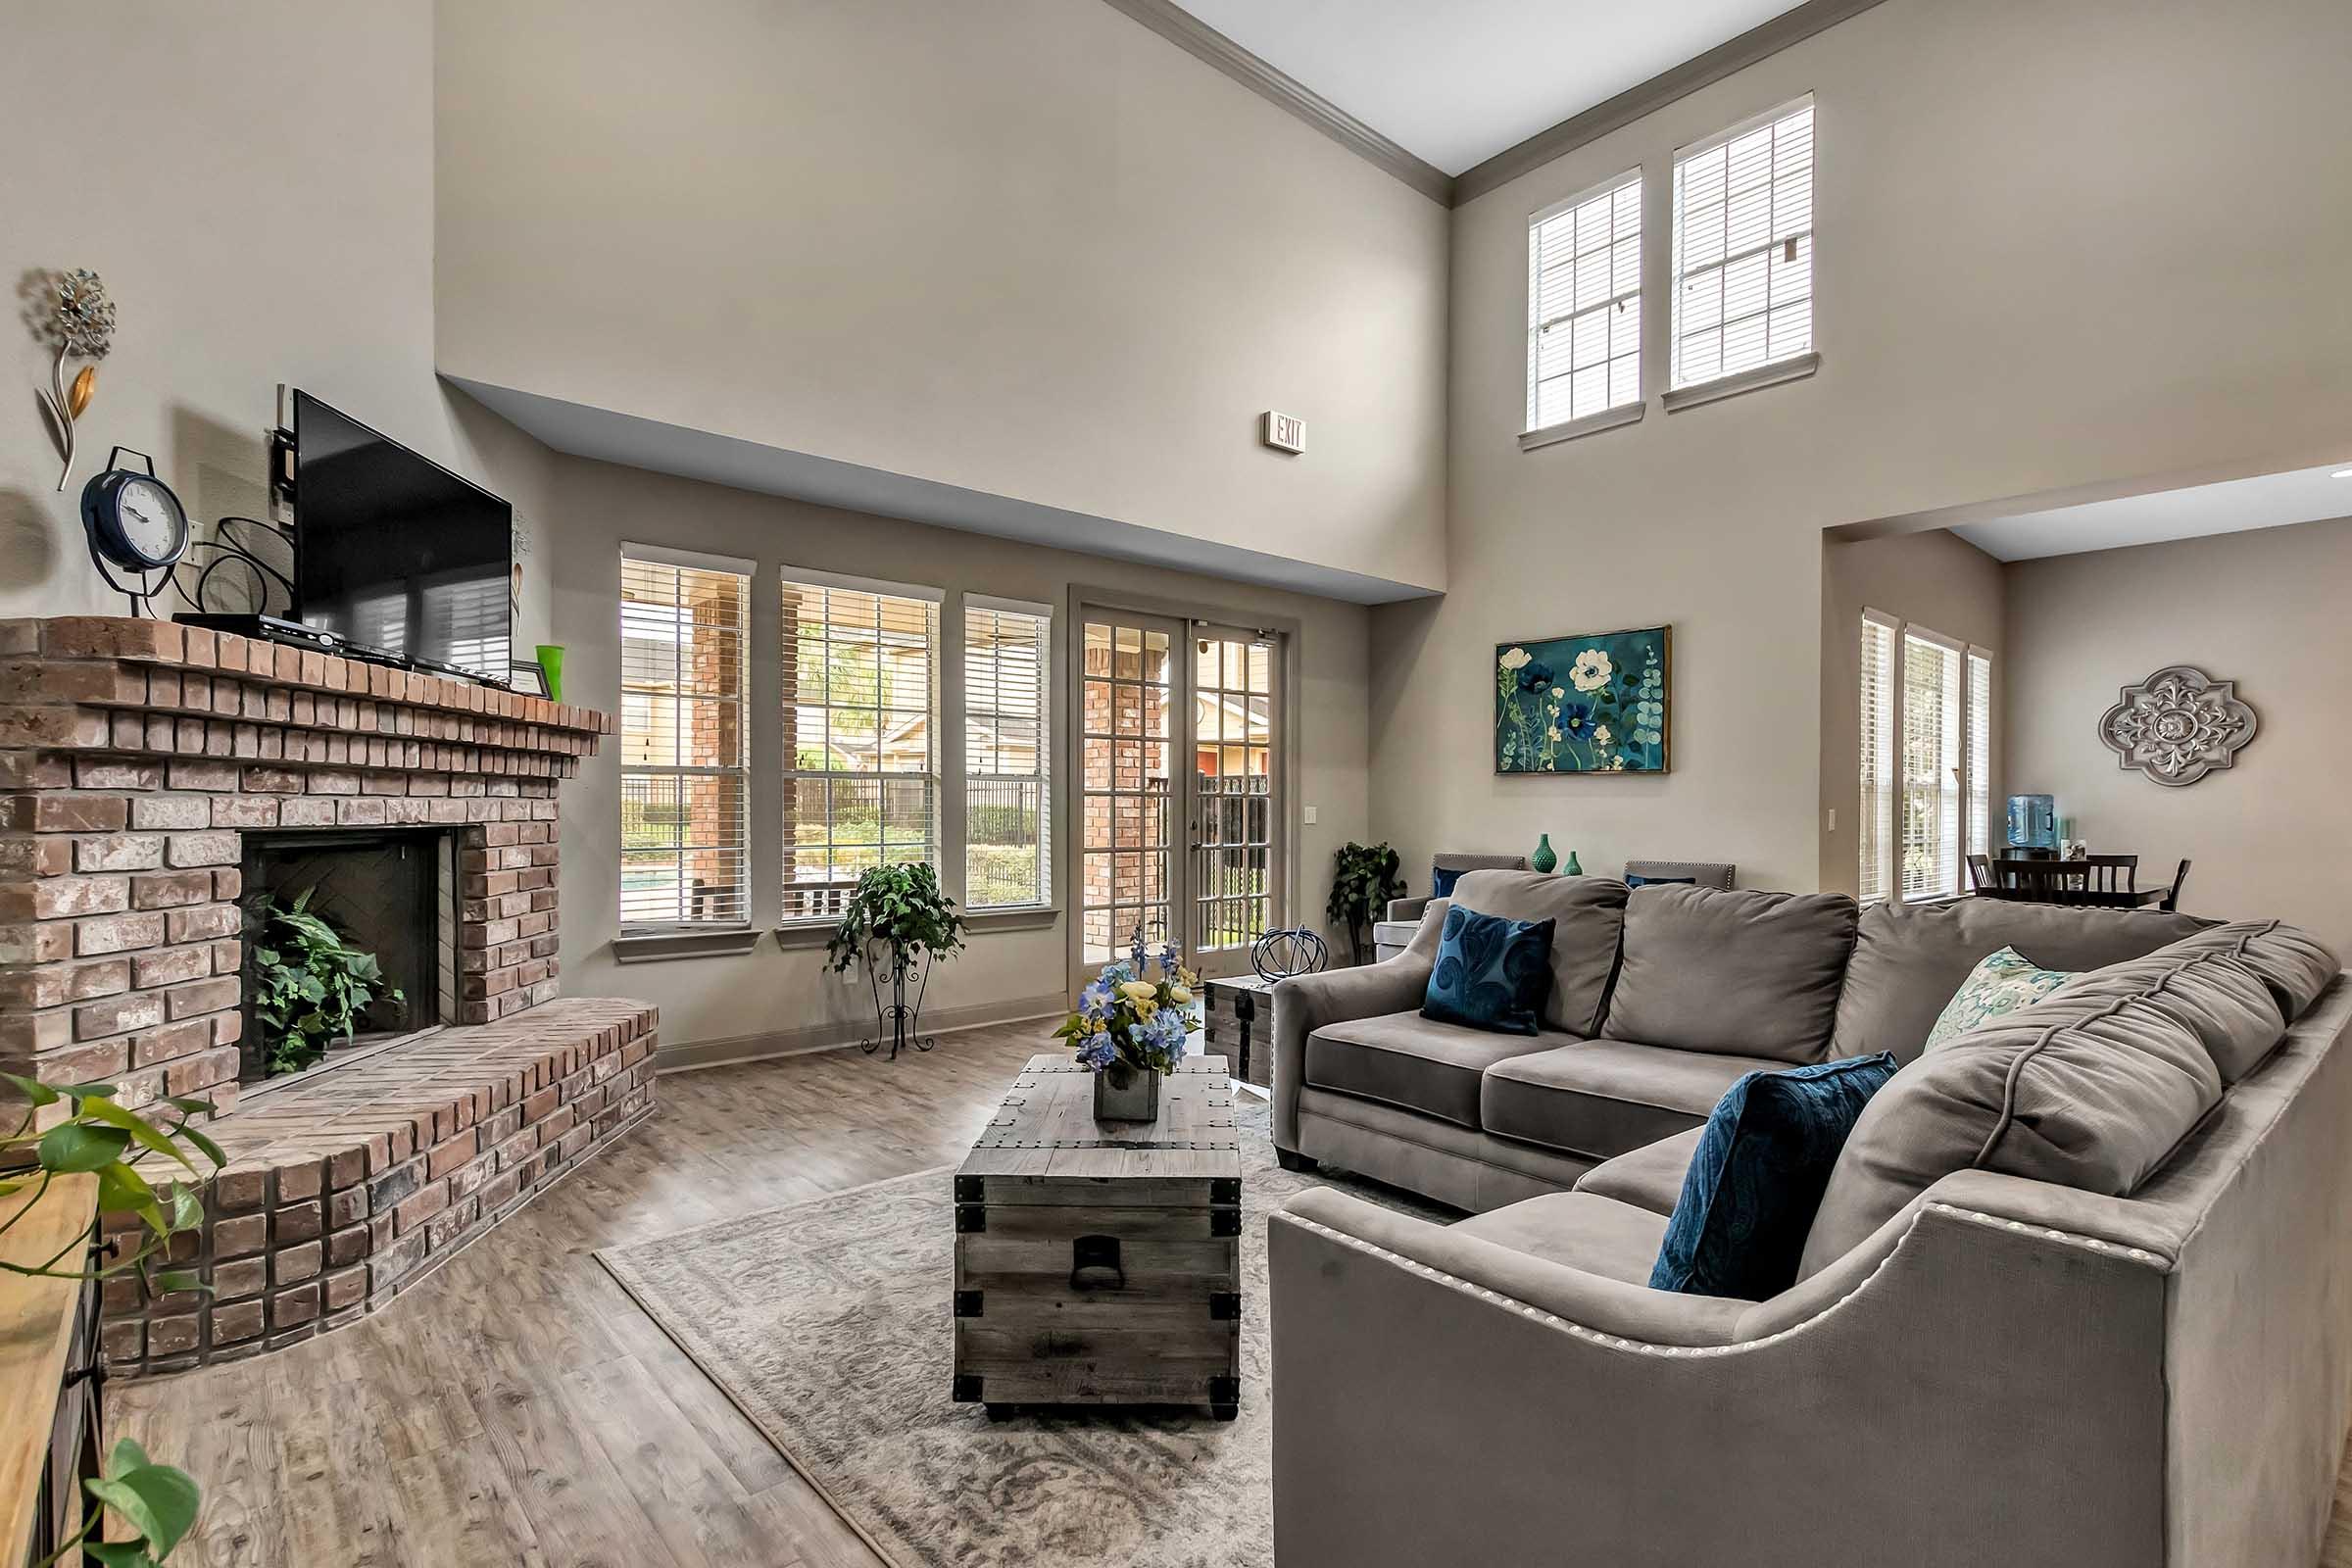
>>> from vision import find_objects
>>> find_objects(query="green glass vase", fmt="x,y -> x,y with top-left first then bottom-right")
1530,834 -> 1557,874
1564,850 -> 1583,876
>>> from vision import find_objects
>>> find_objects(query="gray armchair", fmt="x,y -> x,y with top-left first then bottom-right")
1385,853 -> 1529,924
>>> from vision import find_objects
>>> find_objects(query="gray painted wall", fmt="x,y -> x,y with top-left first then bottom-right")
2004,516 -> 2352,956
432,0 -> 1451,598
1372,0 -> 2352,895
0,0 -> 557,632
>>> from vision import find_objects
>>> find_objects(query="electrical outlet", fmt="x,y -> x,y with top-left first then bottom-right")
1303,805 -> 1318,825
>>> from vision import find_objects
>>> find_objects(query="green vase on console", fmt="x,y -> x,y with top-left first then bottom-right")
1531,834 -> 1557,874
1564,850 -> 1583,876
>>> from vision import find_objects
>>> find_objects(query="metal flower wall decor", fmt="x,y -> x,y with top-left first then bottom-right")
2098,665 -> 2258,787
30,267 -> 117,491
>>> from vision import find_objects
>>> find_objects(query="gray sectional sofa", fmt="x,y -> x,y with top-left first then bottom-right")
1268,870 -> 2352,1568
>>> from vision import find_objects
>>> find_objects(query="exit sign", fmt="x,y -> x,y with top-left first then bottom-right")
1262,411 -> 1306,454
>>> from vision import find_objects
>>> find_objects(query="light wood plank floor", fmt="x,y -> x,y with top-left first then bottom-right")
110,1023 -> 1052,1568
111,1021 -> 2352,1567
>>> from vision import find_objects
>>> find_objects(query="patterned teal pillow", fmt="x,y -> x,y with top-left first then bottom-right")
1923,946 -> 2075,1051
1421,906 -> 1554,1035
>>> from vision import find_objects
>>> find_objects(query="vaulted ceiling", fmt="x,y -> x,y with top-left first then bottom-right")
1169,0 -> 1811,175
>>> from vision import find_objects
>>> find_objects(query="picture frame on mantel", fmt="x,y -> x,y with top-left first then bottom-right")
1494,624 -> 1671,774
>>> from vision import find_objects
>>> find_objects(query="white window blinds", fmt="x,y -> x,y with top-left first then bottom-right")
1527,170 -> 1642,432
780,570 -> 941,922
1673,97 -> 1813,389
1901,631 -> 1965,902
619,545 -> 752,929
1858,612 -> 1897,903
1967,650 -> 1993,867
963,599 -> 1052,910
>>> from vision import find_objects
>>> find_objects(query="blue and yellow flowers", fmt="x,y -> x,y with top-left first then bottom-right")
1055,946 -> 1200,1076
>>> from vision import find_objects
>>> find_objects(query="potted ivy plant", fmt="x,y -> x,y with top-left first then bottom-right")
1326,841 -> 1405,965
824,863 -> 967,1058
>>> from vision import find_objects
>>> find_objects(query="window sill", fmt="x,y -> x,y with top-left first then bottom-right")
772,922 -> 838,952
1662,351 -> 1820,413
963,906 -> 1062,932
1519,401 -> 1643,451
613,927 -> 763,964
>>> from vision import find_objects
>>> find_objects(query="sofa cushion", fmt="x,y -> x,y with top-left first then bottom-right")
1304,1010 -> 1558,1129
1829,898 -> 2209,1064
1448,1192 -> 1671,1288
1480,1039 -> 1780,1161
2016,925 -> 2327,1084
2153,920 -> 2339,1028
1601,885 -> 1858,1063
1445,869 -> 1628,1036
1649,1054 -> 1898,1300
1799,967 -> 2227,1280
1572,1127 -> 1703,1216
1922,945 -> 2075,1051
1420,906 -> 1553,1035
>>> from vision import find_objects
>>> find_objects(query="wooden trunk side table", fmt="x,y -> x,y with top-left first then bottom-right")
1201,975 -> 1280,1090
952,1054 -> 1243,1420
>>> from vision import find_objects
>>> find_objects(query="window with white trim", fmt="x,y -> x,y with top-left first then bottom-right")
1672,97 -> 1814,390
780,570 -> 941,922
963,598 -> 1052,910
1860,610 -> 1994,904
619,545 -> 751,929
1526,169 -> 1642,433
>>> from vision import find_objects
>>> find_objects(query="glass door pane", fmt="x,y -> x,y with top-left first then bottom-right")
1078,614 -> 1178,970
1188,626 -> 1279,977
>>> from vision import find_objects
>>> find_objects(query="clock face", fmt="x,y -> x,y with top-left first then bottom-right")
116,476 -> 186,564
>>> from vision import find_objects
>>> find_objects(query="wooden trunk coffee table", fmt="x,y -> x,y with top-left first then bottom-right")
951,1054 -> 1243,1420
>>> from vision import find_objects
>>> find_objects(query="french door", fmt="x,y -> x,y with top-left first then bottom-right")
1075,612 -> 1283,986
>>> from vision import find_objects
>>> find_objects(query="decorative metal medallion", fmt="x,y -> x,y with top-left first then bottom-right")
2097,665 -> 2257,787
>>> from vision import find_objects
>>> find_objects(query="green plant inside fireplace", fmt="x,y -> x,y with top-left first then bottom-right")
248,889 -> 405,1078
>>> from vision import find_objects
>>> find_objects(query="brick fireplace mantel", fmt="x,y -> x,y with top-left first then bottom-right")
0,616 -> 658,1374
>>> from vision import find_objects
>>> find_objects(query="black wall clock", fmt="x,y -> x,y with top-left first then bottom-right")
79,447 -> 190,614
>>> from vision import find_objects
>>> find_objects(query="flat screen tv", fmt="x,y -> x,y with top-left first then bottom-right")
288,388 -> 513,678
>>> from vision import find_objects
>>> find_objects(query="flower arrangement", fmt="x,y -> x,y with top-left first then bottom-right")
1054,934 -> 1198,1080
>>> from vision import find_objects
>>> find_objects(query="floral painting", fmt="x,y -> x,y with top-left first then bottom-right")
1494,625 -> 1670,774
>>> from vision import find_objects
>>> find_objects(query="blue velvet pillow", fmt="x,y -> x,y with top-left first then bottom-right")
1649,1053 -> 1899,1299
1624,874 -> 1696,889
1420,906 -> 1554,1035
1431,865 -> 1464,899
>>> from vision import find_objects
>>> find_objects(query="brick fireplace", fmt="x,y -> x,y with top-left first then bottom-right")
0,616 -> 659,1374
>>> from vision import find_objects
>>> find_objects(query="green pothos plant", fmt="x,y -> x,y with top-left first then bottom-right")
4,1073 -> 220,1564
249,889 -> 403,1077
823,862 -> 967,980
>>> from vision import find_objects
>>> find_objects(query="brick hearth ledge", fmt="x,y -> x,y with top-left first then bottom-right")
0,616 -> 659,1375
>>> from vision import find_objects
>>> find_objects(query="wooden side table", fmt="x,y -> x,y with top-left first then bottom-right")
1201,975 -> 1280,1091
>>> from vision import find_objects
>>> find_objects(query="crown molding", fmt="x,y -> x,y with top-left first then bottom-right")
1101,0 -> 1890,211
1098,0 -> 1456,206
1451,0 -> 1892,205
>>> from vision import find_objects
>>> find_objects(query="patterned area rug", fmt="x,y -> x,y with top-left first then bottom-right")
597,1102 -> 1445,1568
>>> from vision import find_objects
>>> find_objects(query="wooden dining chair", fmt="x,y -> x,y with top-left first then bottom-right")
1990,855 -> 2138,906
2157,858 -> 2192,912
1965,853 -> 1993,894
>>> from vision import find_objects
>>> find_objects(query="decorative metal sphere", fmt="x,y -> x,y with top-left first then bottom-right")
1250,927 -> 1328,982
